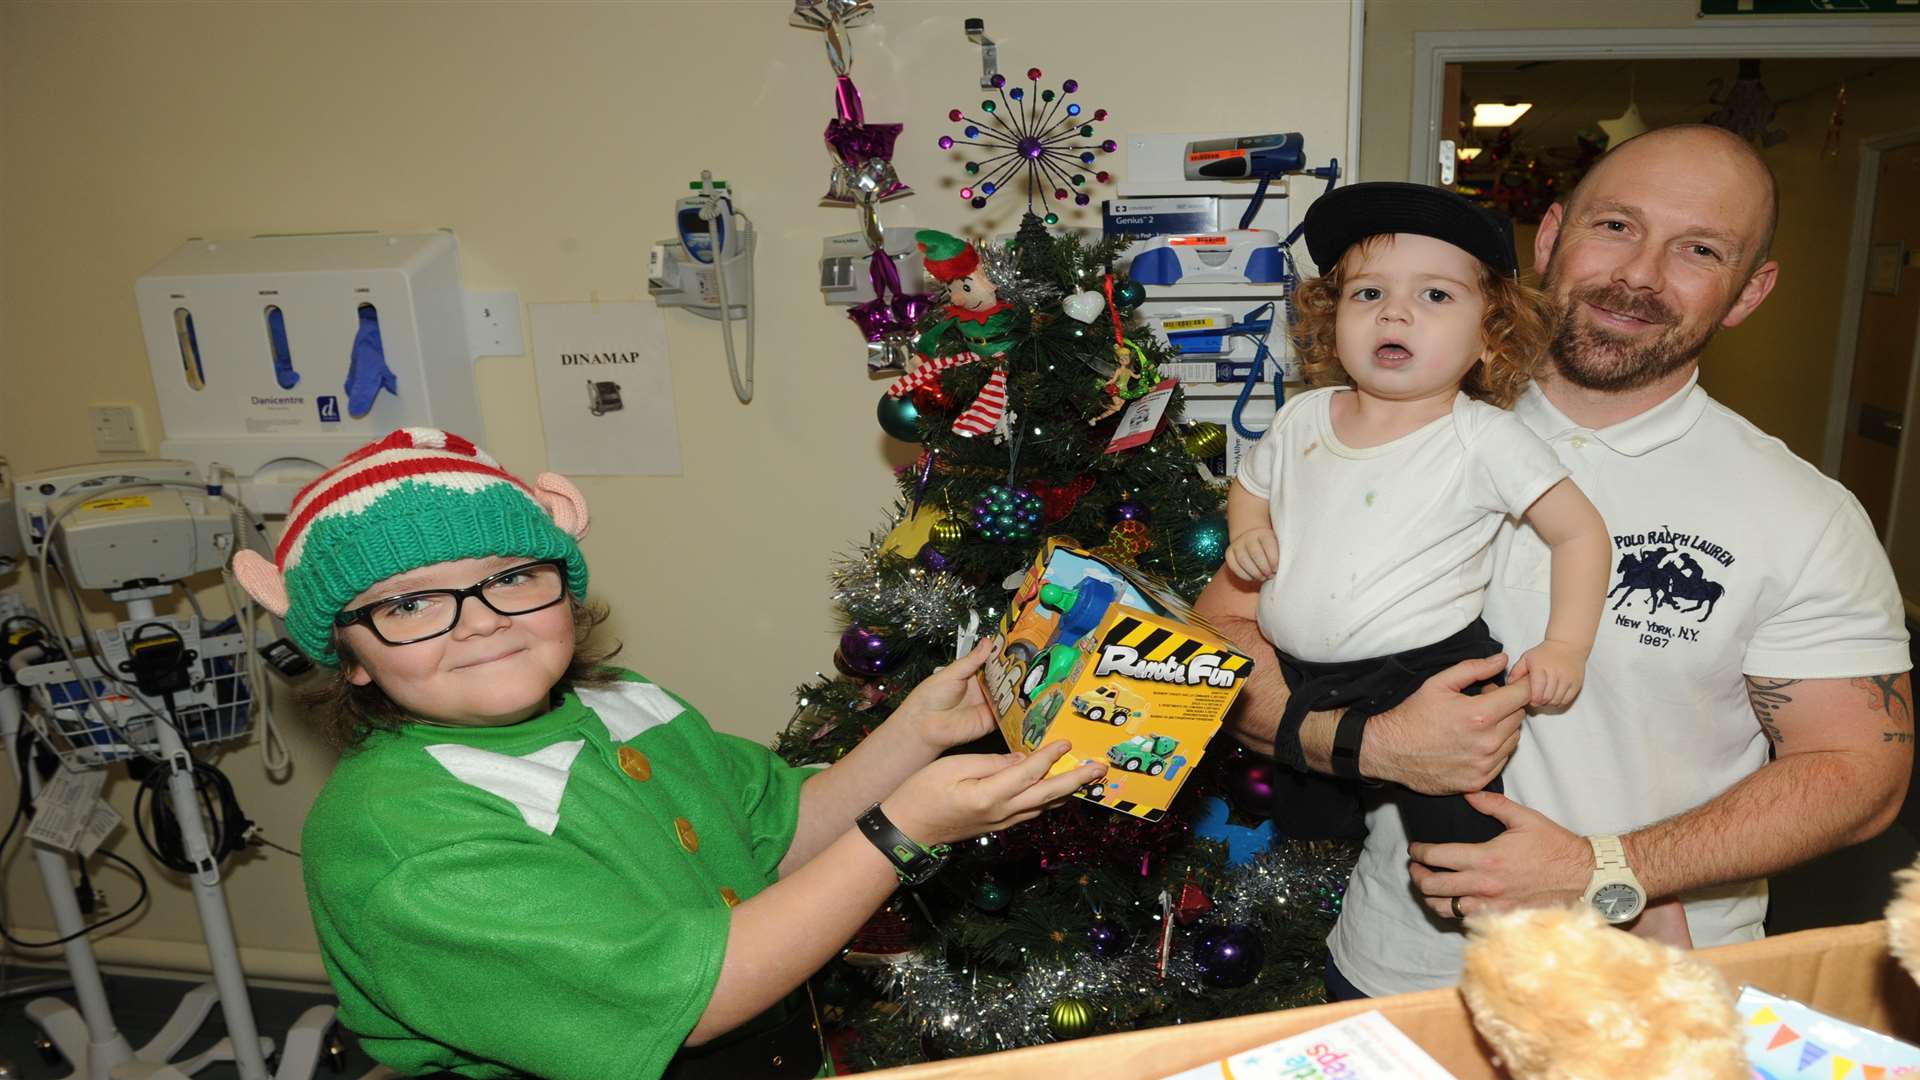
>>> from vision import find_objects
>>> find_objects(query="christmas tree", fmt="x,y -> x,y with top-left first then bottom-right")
776,224 -> 1356,1069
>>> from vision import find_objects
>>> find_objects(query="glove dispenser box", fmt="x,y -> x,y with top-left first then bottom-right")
135,232 -> 486,513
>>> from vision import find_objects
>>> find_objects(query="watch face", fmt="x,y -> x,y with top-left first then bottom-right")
1592,882 -> 1644,922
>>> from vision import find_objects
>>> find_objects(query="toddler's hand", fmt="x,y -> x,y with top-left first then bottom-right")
1225,527 -> 1279,582
1513,641 -> 1587,707
894,639 -> 997,752
1626,898 -> 1693,950
882,741 -> 1105,847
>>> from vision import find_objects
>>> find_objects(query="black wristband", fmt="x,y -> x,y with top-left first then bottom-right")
1330,708 -> 1368,780
856,804 -> 950,886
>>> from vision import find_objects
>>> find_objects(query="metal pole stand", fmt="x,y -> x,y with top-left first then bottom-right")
4,600 -> 343,1079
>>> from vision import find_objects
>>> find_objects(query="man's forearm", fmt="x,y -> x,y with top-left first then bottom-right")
1624,747 -> 1905,900
1193,573 -> 1291,756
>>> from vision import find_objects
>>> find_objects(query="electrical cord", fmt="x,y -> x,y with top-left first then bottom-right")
216,465 -> 293,776
0,721 -> 152,949
701,171 -> 756,404
129,696 -> 253,875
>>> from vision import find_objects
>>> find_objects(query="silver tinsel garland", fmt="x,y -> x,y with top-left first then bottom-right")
830,531 -> 997,640
978,241 -> 1061,314
868,845 -> 1355,1053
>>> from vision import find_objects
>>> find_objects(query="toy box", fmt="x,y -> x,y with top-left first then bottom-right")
860,921 -> 1920,1080
978,539 -> 1254,822
1737,985 -> 1920,1078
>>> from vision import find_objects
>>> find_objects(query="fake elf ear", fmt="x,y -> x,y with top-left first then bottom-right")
230,550 -> 290,617
532,472 -> 590,539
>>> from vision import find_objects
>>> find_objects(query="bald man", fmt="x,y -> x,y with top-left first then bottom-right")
1197,125 -> 1912,998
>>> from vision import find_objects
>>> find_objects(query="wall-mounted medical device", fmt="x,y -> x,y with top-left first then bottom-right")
13,460 -> 233,593
135,231 -> 511,513
819,226 -> 926,306
648,172 -> 756,403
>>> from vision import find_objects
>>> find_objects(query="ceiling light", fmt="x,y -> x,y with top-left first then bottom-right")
1472,102 -> 1533,128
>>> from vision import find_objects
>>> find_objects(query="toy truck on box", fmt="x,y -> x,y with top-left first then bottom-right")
1109,733 -> 1178,775
979,538 -> 1254,822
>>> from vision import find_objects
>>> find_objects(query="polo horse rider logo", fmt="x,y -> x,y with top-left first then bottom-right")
1608,546 -> 1725,622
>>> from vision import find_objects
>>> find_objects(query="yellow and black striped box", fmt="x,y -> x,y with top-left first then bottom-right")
979,538 -> 1254,821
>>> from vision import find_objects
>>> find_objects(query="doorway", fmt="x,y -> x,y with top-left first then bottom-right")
1853,136 -> 1920,615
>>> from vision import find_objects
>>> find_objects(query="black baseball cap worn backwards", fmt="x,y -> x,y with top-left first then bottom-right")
1302,181 -> 1520,279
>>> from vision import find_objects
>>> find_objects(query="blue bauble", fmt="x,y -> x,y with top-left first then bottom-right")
877,393 -> 923,442
1192,923 -> 1264,988
916,543 -> 953,573
1085,918 -> 1127,958
1179,513 -> 1230,570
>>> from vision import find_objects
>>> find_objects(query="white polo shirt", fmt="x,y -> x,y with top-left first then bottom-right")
1328,373 -> 1910,997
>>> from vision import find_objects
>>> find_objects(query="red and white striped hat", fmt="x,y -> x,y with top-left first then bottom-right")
238,428 -> 588,666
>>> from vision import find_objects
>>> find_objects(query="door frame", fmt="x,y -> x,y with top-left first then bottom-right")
1410,25 -> 1920,191
1829,126 -> 1920,513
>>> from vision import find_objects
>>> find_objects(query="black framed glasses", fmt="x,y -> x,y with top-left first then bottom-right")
333,559 -> 570,646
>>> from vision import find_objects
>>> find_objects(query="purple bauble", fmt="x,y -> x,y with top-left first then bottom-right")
1085,919 -> 1127,958
1192,923 -> 1265,988
1106,501 -> 1152,527
838,626 -> 901,676
1225,759 -> 1277,818
916,543 -> 953,573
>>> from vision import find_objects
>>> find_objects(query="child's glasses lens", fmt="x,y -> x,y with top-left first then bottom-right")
367,563 -> 567,645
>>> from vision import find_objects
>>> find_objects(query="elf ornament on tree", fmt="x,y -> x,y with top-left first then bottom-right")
886,229 -> 1017,438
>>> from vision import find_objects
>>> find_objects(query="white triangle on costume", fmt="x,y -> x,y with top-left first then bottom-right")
579,682 -> 685,743
425,739 -> 585,836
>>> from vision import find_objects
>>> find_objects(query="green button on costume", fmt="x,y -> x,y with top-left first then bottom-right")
302,672 -> 815,1079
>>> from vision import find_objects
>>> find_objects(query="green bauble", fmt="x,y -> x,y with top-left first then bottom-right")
1185,422 -> 1227,460
971,878 -> 1010,912
929,518 -> 967,546
1111,278 -> 1147,312
877,393 -> 922,443
1179,512 -> 1230,570
1049,996 -> 1094,1040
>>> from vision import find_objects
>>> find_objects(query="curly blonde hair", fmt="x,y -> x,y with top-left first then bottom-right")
1290,234 -> 1552,408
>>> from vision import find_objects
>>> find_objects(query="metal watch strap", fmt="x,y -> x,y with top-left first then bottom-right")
1329,708 -> 1368,780
857,804 -> 949,886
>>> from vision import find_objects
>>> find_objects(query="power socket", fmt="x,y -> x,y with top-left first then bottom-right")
89,403 -> 144,453
464,289 -> 524,358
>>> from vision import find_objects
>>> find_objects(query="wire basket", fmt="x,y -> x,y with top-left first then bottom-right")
16,618 -> 254,769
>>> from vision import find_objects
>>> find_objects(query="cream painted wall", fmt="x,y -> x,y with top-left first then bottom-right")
0,1 -> 1353,978
1713,67 -> 1920,464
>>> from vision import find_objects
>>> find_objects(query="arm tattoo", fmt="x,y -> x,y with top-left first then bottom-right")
1744,677 -> 1800,745
1853,674 -> 1915,745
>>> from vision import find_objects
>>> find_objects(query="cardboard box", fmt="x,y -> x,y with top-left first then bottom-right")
978,539 -> 1254,822
858,921 -> 1920,1079
1160,1010 -> 1458,1079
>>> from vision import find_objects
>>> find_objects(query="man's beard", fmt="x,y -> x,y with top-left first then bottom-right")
1544,279 -> 1718,393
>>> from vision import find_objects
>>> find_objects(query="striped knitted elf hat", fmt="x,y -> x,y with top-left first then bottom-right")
230,428 -> 590,667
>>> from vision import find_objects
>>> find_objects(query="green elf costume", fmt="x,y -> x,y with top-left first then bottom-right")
230,428 -> 825,1080
889,229 -> 1017,437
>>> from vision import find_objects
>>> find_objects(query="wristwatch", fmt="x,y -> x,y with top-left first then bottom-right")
1581,834 -> 1647,924
857,804 -> 951,886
